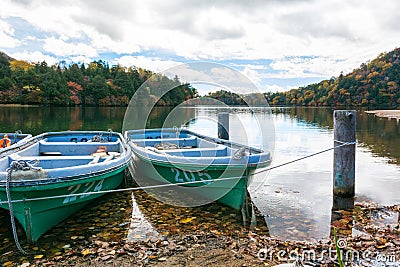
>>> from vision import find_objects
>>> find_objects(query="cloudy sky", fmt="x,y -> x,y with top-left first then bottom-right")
1,0 -> 399,94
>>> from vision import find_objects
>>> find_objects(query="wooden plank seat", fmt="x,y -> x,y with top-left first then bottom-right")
38,141 -> 120,156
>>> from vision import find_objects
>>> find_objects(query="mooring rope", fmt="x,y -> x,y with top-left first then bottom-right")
5,160 -> 41,255
252,140 -> 357,175
0,141 -> 356,206
13,130 -> 22,145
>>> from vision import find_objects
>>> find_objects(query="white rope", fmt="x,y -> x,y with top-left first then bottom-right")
252,140 -> 357,175
0,141 -> 357,205
5,160 -> 41,255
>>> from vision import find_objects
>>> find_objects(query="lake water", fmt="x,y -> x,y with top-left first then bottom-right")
0,105 -> 399,242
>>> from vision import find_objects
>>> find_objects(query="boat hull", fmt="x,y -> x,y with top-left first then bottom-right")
0,167 -> 126,242
130,151 -> 254,210
0,131 -> 131,242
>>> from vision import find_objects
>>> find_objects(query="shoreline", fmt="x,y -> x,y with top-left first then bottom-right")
365,110 -> 400,119
1,191 -> 399,266
0,104 -> 39,107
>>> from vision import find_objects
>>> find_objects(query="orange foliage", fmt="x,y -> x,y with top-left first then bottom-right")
9,60 -> 33,71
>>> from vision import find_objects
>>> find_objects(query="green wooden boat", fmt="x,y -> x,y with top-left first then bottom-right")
124,128 -> 271,210
0,131 -> 131,242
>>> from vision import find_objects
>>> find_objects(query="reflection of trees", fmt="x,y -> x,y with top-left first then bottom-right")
1,106 -> 398,164
272,107 -> 334,128
0,106 -> 127,135
357,113 -> 400,164
147,107 -> 196,128
0,106 -> 71,135
273,107 -> 400,164
69,107 -> 83,130
80,107 -> 127,131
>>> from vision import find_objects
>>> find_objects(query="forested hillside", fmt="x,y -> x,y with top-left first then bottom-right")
0,54 -> 197,106
2,47 -> 399,107
265,48 -> 400,107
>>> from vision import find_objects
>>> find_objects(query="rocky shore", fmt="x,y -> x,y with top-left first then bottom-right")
1,190 -> 399,267
365,110 -> 400,119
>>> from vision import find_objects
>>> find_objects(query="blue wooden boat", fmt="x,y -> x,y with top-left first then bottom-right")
0,132 -> 32,151
124,128 -> 271,210
0,131 -> 131,242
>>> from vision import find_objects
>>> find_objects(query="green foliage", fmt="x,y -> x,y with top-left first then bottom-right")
0,54 -> 196,106
207,90 -> 245,105
333,228 -> 345,267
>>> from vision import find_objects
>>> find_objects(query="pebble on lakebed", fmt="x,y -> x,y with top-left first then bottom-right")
0,189 -> 399,266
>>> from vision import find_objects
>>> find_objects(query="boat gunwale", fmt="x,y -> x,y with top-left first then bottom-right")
126,128 -> 265,154
124,128 -> 271,169
0,161 -> 129,189
131,147 -> 270,170
0,130 -> 132,188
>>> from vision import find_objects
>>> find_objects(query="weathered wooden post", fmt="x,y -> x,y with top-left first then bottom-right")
332,110 -> 356,210
218,113 -> 229,140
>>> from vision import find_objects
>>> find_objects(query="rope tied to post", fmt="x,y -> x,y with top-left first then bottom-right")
0,140 -> 360,208
13,130 -> 23,145
334,140 -> 357,145
6,160 -> 42,255
0,139 -> 359,255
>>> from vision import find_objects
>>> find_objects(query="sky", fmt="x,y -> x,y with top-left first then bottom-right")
1,0 -> 399,95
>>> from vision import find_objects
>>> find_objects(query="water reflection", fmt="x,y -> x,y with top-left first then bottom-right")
271,107 -> 400,164
0,106 -> 127,135
127,193 -> 161,242
0,106 -> 398,242
185,107 -> 399,241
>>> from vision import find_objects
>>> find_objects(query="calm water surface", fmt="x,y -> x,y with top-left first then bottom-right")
0,105 -> 399,242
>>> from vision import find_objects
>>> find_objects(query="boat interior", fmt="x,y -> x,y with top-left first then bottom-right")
0,133 -> 126,174
126,129 -> 266,160
128,130 -> 236,157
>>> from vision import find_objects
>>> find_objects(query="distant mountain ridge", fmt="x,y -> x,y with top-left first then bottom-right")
265,47 -> 400,108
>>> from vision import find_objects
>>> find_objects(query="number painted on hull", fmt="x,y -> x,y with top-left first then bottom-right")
63,184 -> 81,204
170,168 -> 212,185
171,168 -> 183,183
63,179 -> 104,204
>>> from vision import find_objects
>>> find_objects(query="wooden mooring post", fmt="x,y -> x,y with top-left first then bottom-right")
332,110 -> 356,210
218,113 -> 229,140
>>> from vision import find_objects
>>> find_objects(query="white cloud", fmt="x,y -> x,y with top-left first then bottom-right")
1,0 -> 400,90
69,55 -> 93,64
10,51 -> 58,65
163,63 -> 261,94
1,0 -> 84,39
268,56 -> 367,79
43,36 -> 98,57
263,84 -> 294,93
115,56 -> 180,73
242,66 -> 262,84
0,19 -> 21,48
25,35 -> 36,41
